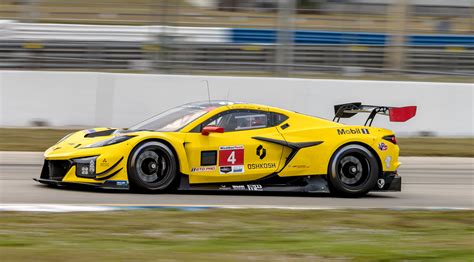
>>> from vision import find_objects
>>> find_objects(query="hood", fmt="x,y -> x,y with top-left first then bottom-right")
52,127 -> 123,149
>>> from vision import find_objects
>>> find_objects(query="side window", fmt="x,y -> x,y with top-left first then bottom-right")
272,112 -> 288,126
232,112 -> 268,131
205,116 -> 223,127
193,110 -> 270,132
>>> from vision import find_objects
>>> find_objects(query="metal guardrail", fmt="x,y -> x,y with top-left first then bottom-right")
4,21 -> 473,46
1,40 -> 472,76
0,0 -> 472,77
1,0 -> 471,34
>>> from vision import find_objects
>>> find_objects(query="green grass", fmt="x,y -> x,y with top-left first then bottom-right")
398,137 -> 474,157
0,209 -> 473,261
0,128 -> 473,157
0,128 -> 78,152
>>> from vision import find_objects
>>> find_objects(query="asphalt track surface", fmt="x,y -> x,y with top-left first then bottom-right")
0,153 -> 472,209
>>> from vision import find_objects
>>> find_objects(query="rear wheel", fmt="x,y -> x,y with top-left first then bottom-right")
128,141 -> 178,192
328,144 -> 378,197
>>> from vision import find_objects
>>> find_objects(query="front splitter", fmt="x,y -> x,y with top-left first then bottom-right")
33,178 -> 129,190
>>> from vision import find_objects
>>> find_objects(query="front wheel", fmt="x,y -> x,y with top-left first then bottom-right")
328,144 -> 379,197
128,141 -> 179,192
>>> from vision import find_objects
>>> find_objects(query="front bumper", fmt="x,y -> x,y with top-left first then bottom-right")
372,172 -> 401,192
38,156 -> 128,189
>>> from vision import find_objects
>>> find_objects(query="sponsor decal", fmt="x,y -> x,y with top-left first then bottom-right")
219,145 -> 245,174
247,163 -> 277,169
100,158 -> 109,167
377,178 -> 385,189
337,128 -> 370,135
115,180 -> 129,186
291,164 -> 310,169
219,184 -> 263,191
233,166 -> 244,173
219,145 -> 244,151
220,166 -> 244,174
246,184 -> 263,191
256,145 -> 266,159
384,156 -> 392,168
378,142 -> 388,151
218,185 -> 232,190
191,166 -> 216,172
220,166 -> 232,174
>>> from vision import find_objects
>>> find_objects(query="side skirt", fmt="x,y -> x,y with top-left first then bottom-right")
178,175 -> 330,193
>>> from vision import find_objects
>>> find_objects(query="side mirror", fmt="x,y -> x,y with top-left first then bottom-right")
201,126 -> 224,136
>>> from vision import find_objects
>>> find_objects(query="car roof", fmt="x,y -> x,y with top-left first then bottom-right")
182,100 -> 293,114
182,101 -> 242,108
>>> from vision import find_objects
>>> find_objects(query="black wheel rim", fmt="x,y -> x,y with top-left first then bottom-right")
337,154 -> 370,188
135,148 -> 171,186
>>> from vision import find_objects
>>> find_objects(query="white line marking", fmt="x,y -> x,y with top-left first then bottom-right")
0,204 -> 471,212
0,204 -> 120,212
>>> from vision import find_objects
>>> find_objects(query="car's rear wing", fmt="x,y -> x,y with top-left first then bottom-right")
333,102 -> 417,126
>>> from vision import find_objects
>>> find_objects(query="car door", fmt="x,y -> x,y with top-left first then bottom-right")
184,109 -> 286,184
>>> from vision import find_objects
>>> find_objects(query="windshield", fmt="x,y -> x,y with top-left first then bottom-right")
129,105 -> 212,132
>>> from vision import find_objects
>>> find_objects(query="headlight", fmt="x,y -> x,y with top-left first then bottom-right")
75,156 -> 96,178
56,133 -> 73,144
84,135 -> 135,148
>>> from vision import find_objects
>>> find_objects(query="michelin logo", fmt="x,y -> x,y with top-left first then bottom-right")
337,128 -> 370,135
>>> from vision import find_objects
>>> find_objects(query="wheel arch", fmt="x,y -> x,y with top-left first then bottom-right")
328,141 -> 383,178
128,138 -> 186,176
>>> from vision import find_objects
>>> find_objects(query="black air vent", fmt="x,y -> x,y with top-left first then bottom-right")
40,160 -> 72,181
84,129 -> 116,138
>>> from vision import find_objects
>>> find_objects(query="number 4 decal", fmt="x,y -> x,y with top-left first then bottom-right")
219,145 -> 244,166
227,151 -> 236,164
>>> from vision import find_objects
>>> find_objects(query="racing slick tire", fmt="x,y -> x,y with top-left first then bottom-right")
328,144 -> 379,197
128,141 -> 179,192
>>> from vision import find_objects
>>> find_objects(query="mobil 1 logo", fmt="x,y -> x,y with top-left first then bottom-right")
337,128 -> 370,135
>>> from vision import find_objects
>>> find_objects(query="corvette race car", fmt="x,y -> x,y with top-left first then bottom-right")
35,101 -> 416,197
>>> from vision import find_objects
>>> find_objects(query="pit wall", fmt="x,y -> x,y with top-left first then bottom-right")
0,71 -> 472,136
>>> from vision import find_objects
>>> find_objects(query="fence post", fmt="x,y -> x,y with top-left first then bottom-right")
152,0 -> 171,74
275,0 -> 296,76
20,0 -> 40,23
386,0 -> 409,74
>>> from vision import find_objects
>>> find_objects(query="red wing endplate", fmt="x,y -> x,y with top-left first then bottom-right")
389,106 -> 417,122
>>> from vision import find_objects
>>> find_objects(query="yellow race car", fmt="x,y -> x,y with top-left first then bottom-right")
35,101 -> 416,197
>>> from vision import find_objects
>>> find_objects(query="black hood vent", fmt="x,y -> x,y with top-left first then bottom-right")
84,129 -> 116,138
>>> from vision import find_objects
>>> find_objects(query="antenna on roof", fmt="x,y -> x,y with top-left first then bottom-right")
202,80 -> 211,105
226,87 -> 231,101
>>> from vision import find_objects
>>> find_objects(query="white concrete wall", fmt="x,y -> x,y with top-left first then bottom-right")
0,70 -> 472,136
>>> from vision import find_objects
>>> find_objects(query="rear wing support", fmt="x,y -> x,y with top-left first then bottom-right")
333,102 -> 416,126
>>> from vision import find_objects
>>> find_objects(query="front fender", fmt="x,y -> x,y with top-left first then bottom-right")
131,132 -> 190,175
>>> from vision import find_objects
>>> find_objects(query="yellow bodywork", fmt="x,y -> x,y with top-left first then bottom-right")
44,103 -> 400,186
